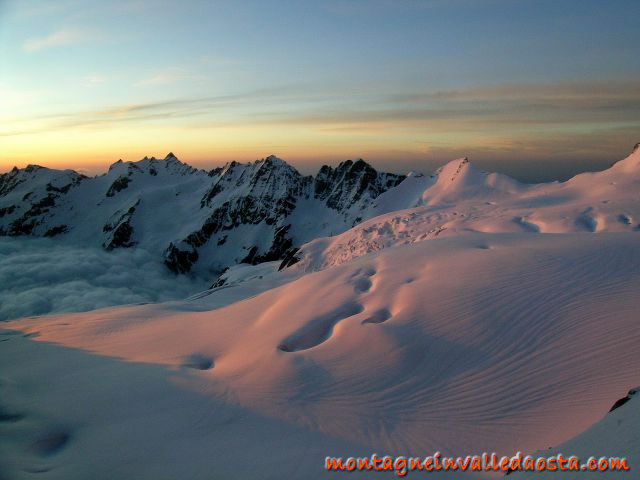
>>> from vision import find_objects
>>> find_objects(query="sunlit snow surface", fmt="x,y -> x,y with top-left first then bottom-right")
1,147 -> 640,478
2,233 -> 639,478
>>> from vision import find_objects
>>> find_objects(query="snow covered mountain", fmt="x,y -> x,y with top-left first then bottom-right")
4,144 -> 639,280
291,145 -> 640,272
0,154 -> 404,275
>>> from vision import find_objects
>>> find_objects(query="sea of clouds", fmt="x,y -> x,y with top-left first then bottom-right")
0,237 -> 208,321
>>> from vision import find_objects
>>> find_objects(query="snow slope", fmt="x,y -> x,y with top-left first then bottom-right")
513,388 -> 639,478
293,147 -> 640,272
2,232 -> 639,479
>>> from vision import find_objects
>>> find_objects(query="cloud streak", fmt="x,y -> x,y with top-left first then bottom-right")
132,67 -> 205,87
2,79 -> 638,178
4,79 -> 640,135
23,28 -> 91,52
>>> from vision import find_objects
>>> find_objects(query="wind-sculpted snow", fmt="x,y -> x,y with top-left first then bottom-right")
0,237 -> 207,321
2,233 -> 639,478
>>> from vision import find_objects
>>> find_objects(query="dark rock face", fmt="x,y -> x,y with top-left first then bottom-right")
8,194 -> 57,236
46,182 -> 76,194
104,221 -> 135,250
200,182 -> 224,208
44,225 -> 69,237
0,205 -> 16,218
165,157 -> 312,272
314,159 -> 405,216
8,218 -> 36,236
241,226 -> 294,265
164,156 -> 404,272
0,168 -> 28,197
253,225 -> 294,263
164,242 -> 199,274
103,202 -> 138,250
278,247 -> 301,271
105,176 -> 131,197
0,166 -> 85,238
609,388 -> 638,413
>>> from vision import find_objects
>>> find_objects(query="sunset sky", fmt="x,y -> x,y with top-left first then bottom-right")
1,0 -> 639,181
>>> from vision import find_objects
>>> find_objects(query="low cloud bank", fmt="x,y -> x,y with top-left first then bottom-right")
0,238 -> 208,321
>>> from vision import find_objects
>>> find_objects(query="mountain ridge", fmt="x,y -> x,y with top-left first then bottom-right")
290,144 -> 640,272
0,154 -> 405,276
2,144 -> 638,277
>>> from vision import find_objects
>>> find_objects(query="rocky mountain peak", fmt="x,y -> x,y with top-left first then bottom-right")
313,158 -> 405,213
262,154 -> 286,165
1,153 -> 408,275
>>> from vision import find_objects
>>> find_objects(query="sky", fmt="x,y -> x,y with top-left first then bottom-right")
1,0 -> 639,182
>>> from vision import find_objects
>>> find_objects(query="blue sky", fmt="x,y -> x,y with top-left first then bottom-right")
1,0 -> 639,180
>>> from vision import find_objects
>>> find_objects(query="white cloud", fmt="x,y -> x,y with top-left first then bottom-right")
23,28 -> 89,52
133,68 -> 191,87
83,74 -> 108,85
134,73 -> 177,87
0,238 -> 208,321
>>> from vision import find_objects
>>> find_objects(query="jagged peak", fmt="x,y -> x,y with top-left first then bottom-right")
25,164 -> 47,172
108,154 -> 189,173
319,158 -> 377,176
257,155 -> 293,170
108,158 -> 128,171
349,158 -> 371,171
253,155 -> 301,176
1,164 -> 47,176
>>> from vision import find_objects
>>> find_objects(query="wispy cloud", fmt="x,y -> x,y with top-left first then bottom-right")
23,28 -> 91,52
133,68 -> 194,87
82,75 -> 108,86
325,0 -> 516,16
3,80 -> 639,150
0,86 -> 294,136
